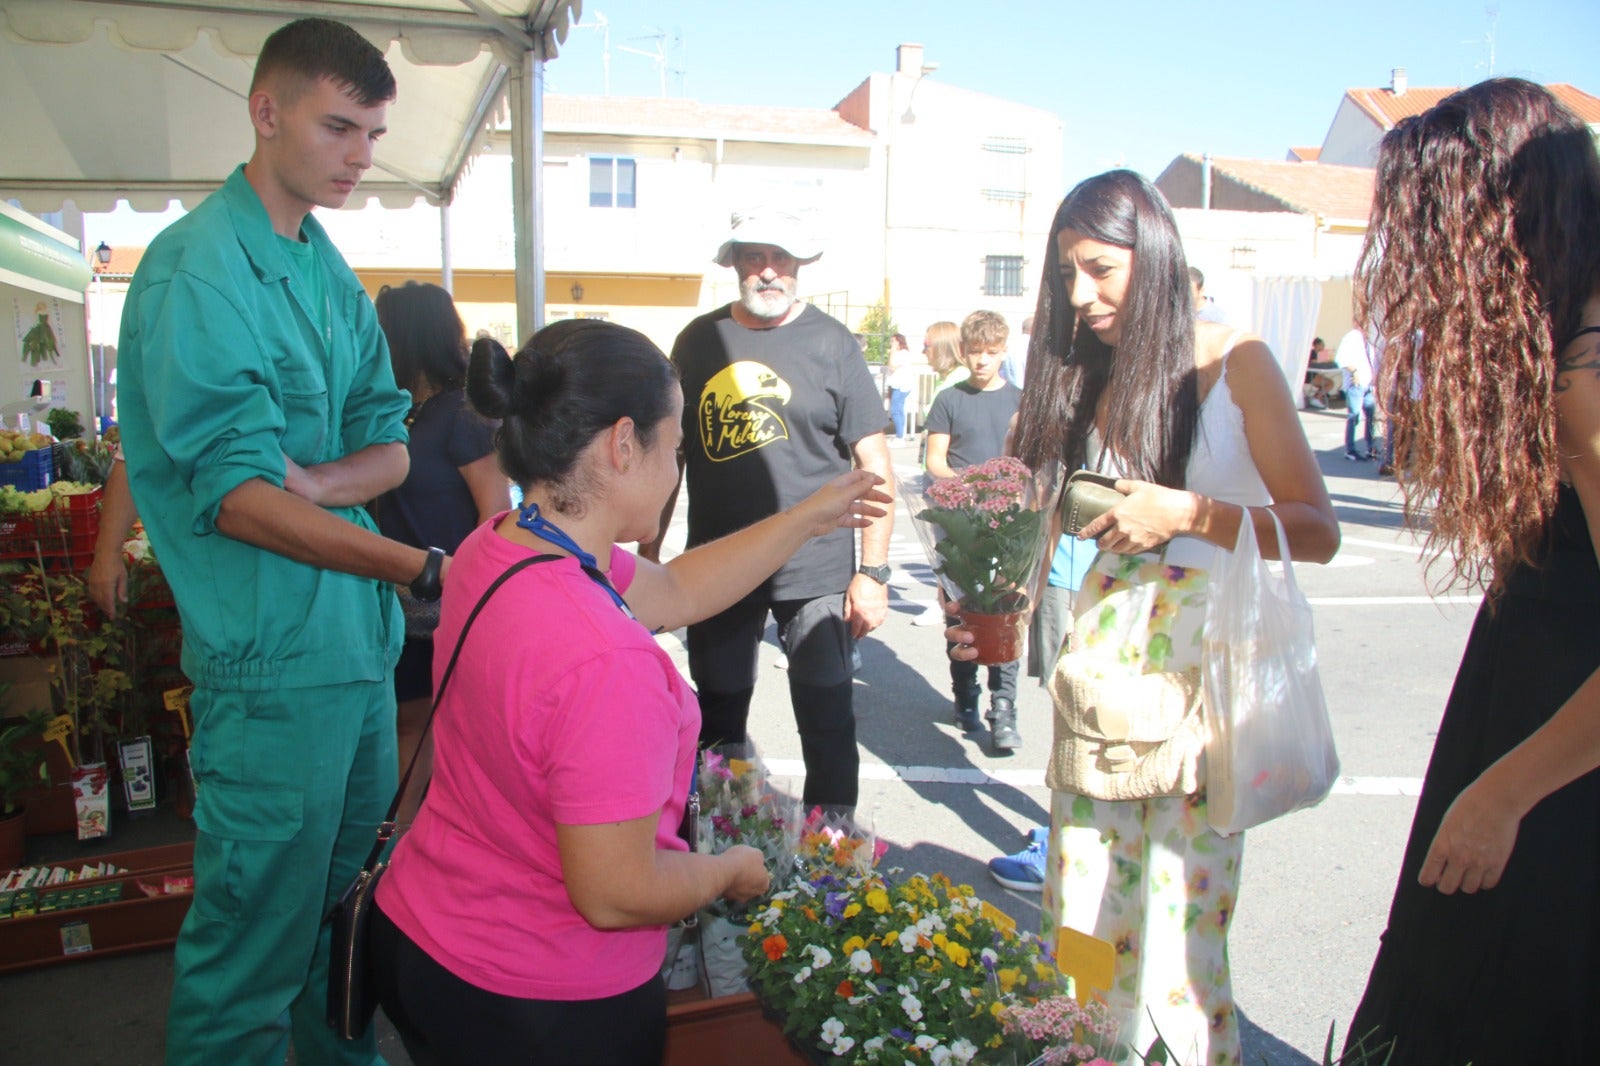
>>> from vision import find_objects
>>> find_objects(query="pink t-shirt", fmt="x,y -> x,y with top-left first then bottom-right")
377,516 -> 700,1000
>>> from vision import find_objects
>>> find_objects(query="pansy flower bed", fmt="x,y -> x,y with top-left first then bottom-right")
741,829 -> 1067,1064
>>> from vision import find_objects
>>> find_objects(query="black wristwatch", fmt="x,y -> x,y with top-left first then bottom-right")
856,563 -> 891,585
409,547 -> 446,603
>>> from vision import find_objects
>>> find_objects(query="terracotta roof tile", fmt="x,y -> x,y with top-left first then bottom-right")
542,95 -> 874,143
1345,82 -> 1600,129
1179,154 -> 1375,221
90,246 -> 142,278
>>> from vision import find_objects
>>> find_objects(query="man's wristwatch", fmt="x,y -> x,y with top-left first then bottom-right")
856,563 -> 891,585
409,547 -> 446,603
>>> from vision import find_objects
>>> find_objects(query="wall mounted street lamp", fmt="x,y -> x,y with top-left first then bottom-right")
570,282 -> 585,302
900,62 -> 939,124
92,242 -> 113,427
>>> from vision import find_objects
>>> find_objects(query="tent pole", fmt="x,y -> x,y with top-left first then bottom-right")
440,200 -> 453,295
509,39 -> 547,348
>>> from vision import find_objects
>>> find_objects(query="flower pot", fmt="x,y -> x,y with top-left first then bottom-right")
0,809 -> 25,871
701,913 -> 752,998
960,609 -> 1028,665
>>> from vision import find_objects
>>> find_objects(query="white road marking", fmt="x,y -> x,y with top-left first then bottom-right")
1309,595 -> 1481,606
763,759 -> 1422,796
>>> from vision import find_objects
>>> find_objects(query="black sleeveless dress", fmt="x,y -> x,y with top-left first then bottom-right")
1346,480 -> 1600,1064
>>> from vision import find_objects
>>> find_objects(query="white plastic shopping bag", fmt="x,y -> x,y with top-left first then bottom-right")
1201,511 -> 1339,835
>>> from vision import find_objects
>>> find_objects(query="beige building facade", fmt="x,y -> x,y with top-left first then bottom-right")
317,44 -> 1064,356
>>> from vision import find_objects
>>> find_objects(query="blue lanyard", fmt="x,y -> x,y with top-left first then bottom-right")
516,501 -> 634,618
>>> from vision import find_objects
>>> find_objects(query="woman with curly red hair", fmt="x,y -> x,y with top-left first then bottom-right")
1347,78 -> 1600,1064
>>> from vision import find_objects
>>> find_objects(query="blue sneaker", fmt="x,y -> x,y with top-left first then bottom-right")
989,834 -> 1048,892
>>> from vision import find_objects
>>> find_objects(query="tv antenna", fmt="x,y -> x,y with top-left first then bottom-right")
1462,6 -> 1499,77
569,8 -> 611,94
619,26 -> 685,97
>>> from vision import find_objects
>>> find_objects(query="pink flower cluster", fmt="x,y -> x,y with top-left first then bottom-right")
1002,994 -> 1120,1064
925,456 -> 1031,514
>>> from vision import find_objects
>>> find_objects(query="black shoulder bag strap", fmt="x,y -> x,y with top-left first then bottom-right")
355,551 -> 563,872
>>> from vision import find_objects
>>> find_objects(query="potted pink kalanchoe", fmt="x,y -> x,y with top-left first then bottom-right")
910,457 -> 1063,665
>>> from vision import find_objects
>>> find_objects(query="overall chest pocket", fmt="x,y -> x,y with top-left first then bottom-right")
278,366 -> 330,464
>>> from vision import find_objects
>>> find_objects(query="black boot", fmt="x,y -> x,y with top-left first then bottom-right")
954,686 -> 982,732
989,697 -> 1020,753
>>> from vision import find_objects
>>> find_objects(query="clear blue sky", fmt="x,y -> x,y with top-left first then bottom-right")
547,0 -> 1599,187
85,0 -> 1599,247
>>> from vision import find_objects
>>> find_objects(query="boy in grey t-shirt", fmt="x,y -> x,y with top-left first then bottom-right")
923,311 -> 1023,753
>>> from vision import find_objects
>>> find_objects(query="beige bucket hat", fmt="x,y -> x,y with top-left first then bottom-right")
712,208 -> 822,267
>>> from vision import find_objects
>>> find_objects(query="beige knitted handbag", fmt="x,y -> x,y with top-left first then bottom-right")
1045,656 -> 1208,801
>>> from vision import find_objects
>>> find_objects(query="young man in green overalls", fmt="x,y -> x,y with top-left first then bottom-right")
117,19 -> 448,1064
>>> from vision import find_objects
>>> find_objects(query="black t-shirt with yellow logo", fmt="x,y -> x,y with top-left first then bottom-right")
671,303 -> 890,601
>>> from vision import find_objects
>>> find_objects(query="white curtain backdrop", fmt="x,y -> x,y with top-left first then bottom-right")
1251,277 -> 1324,394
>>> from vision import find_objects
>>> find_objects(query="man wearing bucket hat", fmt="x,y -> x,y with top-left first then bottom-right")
644,208 -> 894,811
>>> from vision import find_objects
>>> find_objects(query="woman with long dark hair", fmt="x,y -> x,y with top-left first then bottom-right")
1345,79 -> 1600,1064
370,319 -> 887,1064
962,170 -> 1338,1061
373,281 -> 511,821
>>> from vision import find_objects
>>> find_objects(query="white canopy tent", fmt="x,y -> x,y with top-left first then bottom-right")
0,0 -> 582,338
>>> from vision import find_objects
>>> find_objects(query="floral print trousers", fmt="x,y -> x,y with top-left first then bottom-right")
1042,791 -> 1243,1066
1041,550 -> 1243,1065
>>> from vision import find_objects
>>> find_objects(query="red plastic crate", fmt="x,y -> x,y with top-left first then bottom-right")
0,487 -> 102,569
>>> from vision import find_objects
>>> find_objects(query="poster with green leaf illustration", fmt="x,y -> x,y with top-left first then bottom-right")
14,297 -> 65,368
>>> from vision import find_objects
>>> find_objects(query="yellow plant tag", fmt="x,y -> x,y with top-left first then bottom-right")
41,713 -> 75,766
163,686 -> 194,738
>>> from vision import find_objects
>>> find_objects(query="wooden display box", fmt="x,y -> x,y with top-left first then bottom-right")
0,841 -> 193,973
664,990 -> 810,1066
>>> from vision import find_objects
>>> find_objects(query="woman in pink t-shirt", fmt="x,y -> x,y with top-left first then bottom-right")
371,319 -> 888,1065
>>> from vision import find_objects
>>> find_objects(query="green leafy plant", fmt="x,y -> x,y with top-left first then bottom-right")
0,712 -> 51,817
44,408 -> 84,441
858,301 -> 898,365
910,457 -> 1062,616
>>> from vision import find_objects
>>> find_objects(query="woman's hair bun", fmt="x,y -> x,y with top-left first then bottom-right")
466,335 -> 514,418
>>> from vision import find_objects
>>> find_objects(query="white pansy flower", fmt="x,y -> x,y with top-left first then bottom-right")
794,966 -> 812,985
807,945 -> 833,969
898,928 -> 920,952
820,1018 -> 845,1045
834,1036 -> 856,1056
849,949 -> 874,974
902,993 -> 924,1022
915,1034 -> 938,1050
950,1038 -> 979,1064
864,1036 -> 886,1053
930,1045 -> 953,1066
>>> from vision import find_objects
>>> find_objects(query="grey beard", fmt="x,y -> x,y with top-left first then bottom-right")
739,284 -> 795,322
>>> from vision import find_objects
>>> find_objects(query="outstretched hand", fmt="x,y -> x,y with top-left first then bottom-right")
1418,778 -> 1520,894
798,470 -> 891,537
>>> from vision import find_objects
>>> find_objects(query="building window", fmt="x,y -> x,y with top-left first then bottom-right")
588,156 -> 636,208
981,136 -> 1030,202
983,255 -> 1024,297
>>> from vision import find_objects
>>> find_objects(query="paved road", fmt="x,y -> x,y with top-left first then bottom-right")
4,409 -> 1473,1064
715,407 -> 1472,1063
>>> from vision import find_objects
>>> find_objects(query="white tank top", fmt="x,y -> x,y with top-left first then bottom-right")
1086,339 -> 1269,571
